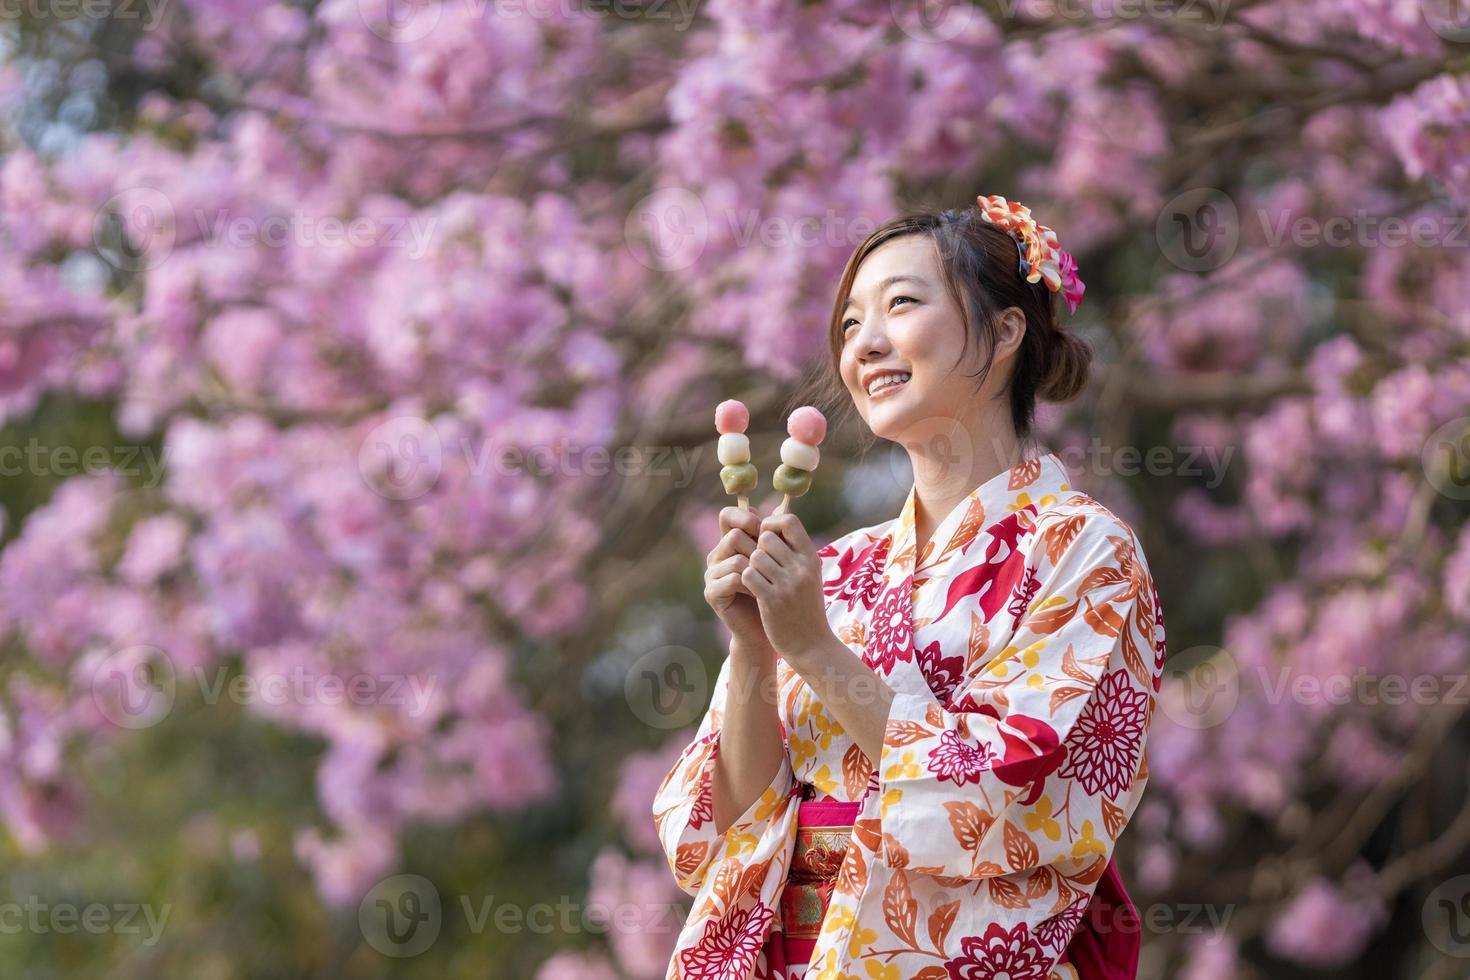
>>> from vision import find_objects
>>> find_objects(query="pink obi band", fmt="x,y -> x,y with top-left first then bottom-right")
765,794 -> 860,979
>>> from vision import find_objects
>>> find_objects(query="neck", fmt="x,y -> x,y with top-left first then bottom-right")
906,406 -> 1025,553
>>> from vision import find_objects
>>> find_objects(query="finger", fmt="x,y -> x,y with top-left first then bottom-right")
720,505 -> 762,539
750,548 -> 784,579
707,554 -> 748,579
761,512 -> 813,553
741,563 -> 774,595
708,564 -> 752,593
709,526 -> 758,563
756,528 -> 796,566
707,555 -> 756,596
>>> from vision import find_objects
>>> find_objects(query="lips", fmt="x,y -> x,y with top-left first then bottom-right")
866,372 -> 911,399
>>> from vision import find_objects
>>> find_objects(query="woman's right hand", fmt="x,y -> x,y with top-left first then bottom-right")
703,506 -> 771,653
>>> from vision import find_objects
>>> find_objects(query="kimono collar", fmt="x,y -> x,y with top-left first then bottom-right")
889,450 -> 1074,580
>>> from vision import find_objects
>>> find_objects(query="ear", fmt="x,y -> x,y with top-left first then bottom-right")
995,306 -> 1027,360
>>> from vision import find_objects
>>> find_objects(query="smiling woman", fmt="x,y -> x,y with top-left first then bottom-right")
656,198 -> 1165,980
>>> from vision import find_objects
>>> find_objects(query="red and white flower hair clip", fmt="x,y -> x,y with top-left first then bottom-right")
975,194 -> 1086,315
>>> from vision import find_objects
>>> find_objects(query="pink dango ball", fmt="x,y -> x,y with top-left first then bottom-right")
786,406 -> 827,446
714,399 -> 750,434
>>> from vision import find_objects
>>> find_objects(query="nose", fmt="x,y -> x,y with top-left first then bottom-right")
852,316 -> 891,362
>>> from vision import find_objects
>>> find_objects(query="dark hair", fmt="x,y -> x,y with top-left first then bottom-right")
790,205 -> 1090,447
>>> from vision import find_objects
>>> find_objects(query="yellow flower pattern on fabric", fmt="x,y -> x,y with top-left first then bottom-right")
1026,795 -> 1062,841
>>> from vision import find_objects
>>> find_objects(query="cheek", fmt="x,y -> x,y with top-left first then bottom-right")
838,349 -> 859,391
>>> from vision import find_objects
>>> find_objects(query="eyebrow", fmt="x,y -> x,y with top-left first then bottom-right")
843,274 -> 927,311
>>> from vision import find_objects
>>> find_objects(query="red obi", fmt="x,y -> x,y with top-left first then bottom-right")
765,796 -> 861,978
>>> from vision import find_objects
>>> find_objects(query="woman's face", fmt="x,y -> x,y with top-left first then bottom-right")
838,235 -> 1007,444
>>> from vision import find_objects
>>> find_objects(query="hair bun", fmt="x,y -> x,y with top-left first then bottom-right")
1039,329 -> 1091,403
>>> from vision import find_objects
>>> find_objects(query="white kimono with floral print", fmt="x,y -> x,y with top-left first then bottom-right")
652,452 -> 1167,980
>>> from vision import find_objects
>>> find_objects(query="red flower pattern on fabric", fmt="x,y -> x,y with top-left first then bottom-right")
679,903 -> 775,980
943,921 -> 1051,980
821,535 -> 890,612
1035,897 -> 1088,950
924,728 -> 997,786
1057,669 -> 1151,801
863,577 -> 913,675
915,638 -> 967,705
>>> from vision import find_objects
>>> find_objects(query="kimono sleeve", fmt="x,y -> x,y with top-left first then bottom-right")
650,652 -> 797,896
876,512 -> 1163,880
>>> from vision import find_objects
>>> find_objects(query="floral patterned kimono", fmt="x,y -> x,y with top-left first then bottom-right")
653,451 -> 1166,980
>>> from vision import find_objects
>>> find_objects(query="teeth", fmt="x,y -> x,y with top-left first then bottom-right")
867,373 -> 911,396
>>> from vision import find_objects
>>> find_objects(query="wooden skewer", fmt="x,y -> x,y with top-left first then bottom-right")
773,494 -> 791,516
737,494 -> 749,511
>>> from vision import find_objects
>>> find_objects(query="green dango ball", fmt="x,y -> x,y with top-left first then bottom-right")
772,463 -> 813,496
720,463 -> 758,495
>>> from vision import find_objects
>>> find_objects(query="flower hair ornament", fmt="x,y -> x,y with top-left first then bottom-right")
974,194 -> 1086,315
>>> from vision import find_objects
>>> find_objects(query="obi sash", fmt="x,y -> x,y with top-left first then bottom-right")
765,792 -> 861,979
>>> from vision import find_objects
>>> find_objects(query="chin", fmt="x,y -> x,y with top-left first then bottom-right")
862,398 -> 918,442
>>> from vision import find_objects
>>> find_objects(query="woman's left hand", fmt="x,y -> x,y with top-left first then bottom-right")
740,512 -> 832,662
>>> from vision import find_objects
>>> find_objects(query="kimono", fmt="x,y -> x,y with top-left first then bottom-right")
652,451 -> 1167,980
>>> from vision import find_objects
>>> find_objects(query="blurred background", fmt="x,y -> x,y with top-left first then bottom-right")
1,1 -> 1469,978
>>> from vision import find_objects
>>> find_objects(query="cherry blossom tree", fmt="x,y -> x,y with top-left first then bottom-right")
1,1 -> 1467,977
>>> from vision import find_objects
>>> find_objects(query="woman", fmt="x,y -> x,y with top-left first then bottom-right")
652,197 -> 1166,980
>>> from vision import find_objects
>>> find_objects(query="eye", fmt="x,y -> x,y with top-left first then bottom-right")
891,295 -> 916,308
841,317 -> 859,331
